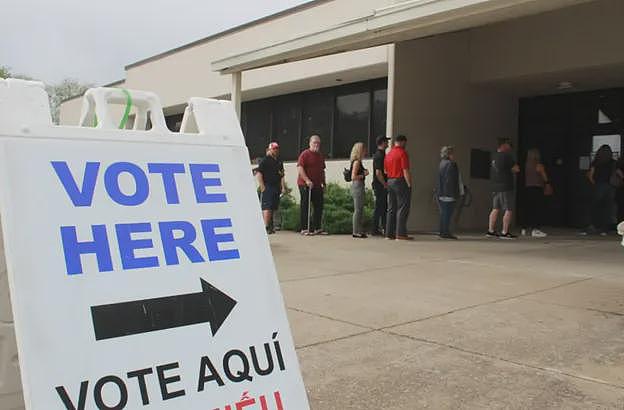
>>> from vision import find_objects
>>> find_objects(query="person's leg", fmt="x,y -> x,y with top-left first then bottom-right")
488,209 -> 499,233
354,182 -> 364,234
312,187 -> 324,232
351,183 -> 360,235
525,187 -> 540,232
299,186 -> 309,232
396,180 -> 410,237
446,201 -> 456,235
263,210 -> 272,227
502,210 -> 513,234
386,181 -> 398,238
617,188 -> 624,223
373,186 -> 384,234
501,191 -> 515,235
381,187 -> 387,231
439,201 -> 449,235
488,192 -> 500,234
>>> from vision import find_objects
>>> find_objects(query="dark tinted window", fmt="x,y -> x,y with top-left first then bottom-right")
371,88 -> 388,151
302,89 -> 333,153
334,90 -> 370,159
272,95 -> 302,161
242,99 -> 271,161
240,78 -> 387,160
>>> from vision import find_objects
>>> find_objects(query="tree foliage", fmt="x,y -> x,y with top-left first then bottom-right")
0,65 -> 90,124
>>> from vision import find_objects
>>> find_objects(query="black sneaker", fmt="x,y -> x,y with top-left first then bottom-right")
485,231 -> 499,238
499,232 -> 517,240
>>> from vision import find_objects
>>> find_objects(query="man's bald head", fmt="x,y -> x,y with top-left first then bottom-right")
309,135 -> 321,152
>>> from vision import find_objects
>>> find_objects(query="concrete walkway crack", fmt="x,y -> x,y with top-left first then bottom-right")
383,330 -> 624,391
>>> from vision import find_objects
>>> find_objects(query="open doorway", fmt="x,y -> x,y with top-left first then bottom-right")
518,88 -> 623,228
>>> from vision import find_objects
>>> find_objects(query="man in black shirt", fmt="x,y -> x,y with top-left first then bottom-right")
371,136 -> 389,235
256,142 -> 285,234
487,138 -> 519,239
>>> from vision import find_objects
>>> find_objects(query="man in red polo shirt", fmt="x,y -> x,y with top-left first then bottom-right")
385,135 -> 413,240
297,135 -> 327,235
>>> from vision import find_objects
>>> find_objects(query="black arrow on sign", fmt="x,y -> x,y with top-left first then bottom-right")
91,279 -> 237,341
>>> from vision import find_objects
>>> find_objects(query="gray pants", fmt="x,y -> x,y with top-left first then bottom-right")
351,180 -> 365,234
386,178 -> 411,237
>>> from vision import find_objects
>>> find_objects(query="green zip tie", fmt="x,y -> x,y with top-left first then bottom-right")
91,88 -> 131,128
119,88 -> 132,129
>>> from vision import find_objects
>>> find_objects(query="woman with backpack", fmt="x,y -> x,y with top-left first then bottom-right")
350,142 -> 369,238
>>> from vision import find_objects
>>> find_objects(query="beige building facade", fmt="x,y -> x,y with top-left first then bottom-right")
60,0 -> 624,232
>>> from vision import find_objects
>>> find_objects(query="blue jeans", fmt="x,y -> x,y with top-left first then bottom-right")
439,200 -> 456,235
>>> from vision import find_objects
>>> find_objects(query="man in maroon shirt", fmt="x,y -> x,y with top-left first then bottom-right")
297,135 -> 327,235
385,135 -> 413,240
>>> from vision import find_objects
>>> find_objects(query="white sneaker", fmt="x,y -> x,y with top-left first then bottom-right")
520,229 -> 527,236
531,229 -> 547,238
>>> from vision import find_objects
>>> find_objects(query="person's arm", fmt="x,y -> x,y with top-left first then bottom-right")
321,159 -> 326,188
512,163 -> 520,174
297,165 -> 313,187
256,171 -> 265,192
403,169 -> 412,188
587,167 -> 595,185
402,153 -> 412,188
375,169 -> 386,187
537,163 -> 550,185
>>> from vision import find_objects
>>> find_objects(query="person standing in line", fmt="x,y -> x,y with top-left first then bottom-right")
614,155 -> 624,224
256,142 -> 285,234
371,136 -> 389,236
437,146 -> 460,240
586,144 -> 616,235
520,148 -> 552,238
350,142 -> 369,239
297,135 -> 328,235
487,138 -> 520,239
385,135 -> 413,241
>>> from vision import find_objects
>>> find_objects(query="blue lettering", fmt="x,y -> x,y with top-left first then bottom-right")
115,223 -> 159,270
51,161 -> 100,207
189,164 -> 226,203
159,221 -> 205,265
200,218 -> 240,261
147,163 -> 185,204
60,225 -> 113,275
104,162 -> 149,206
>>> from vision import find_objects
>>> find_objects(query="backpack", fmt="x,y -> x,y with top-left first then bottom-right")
343,163 -> 352,182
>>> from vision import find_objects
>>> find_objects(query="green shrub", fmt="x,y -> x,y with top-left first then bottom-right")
277,182 -> 375,234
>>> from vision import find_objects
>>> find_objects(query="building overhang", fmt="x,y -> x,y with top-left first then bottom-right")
212,0 -> 593,74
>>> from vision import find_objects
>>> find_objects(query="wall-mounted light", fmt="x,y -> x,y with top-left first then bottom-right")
557,81 -> 574,90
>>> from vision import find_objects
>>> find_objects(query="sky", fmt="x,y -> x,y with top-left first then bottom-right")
0,0 -> 309,85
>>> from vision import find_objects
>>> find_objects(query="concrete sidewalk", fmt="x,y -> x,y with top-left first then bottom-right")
270,232 -> 624,409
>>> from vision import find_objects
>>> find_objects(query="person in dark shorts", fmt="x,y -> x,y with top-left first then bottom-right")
371,136 -> 389,236
256,142 -> 285,234
487,138 -> 520,239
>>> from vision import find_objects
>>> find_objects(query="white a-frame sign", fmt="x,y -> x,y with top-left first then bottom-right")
0,79 -> 309,410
